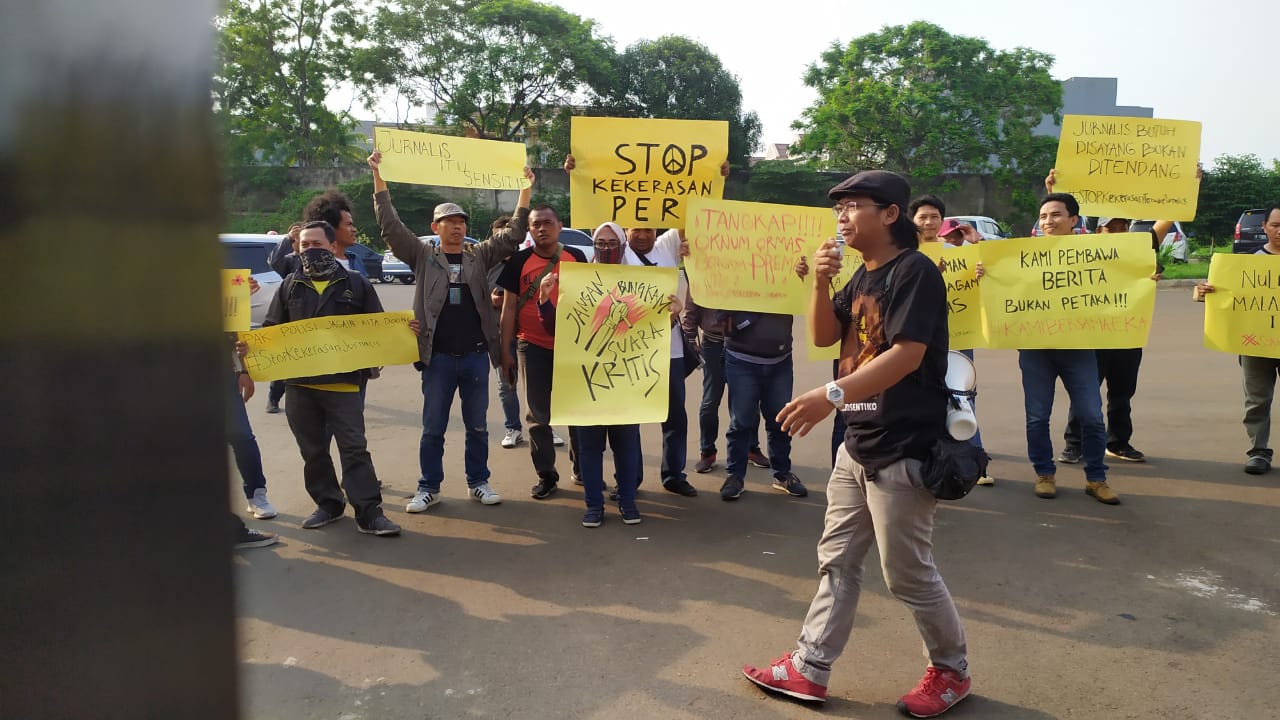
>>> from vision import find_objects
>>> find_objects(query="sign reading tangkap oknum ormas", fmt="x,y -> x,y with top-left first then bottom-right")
550,263 -> 678,426
1052,114 -> 1201,221
569,117 -> 727,228
978,234 -> 1157,349
223,269 -> 251,332
684,198 -> 836,316
1203,254 -> 1280,359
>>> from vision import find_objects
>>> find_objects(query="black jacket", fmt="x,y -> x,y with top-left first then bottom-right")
263,265 -> 384,385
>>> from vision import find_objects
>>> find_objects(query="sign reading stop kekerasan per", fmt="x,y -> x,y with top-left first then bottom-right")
568,116 -> 729,228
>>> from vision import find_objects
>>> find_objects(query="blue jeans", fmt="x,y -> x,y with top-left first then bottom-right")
497,338 -> 521,431
958,349 -> 984,450
662,358 -> 688,486
577,424 -> 642,510
725,353 -> 793,479
268,379 -> 286,406
698,336 -> 762,456
1018,349 -> 1107,481
418,350 -> 490,492
227,376 -> 267,499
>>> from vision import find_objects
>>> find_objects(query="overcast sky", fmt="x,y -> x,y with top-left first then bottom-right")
346,0 -> 1278,167
539,0 -> 1278,167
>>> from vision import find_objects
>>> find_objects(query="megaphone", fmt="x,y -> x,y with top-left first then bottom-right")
944,351 -> 978,441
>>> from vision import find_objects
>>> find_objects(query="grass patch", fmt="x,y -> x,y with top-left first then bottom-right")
1161,261 -> 1209,279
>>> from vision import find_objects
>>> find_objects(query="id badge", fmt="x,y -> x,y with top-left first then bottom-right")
448,287 -> 462,305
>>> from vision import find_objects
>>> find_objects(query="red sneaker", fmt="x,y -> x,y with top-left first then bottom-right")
897,666 -> 970,717
742,653 -> 827,703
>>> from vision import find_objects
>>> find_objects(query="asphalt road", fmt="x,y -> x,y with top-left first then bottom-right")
235,282 -> 1279,720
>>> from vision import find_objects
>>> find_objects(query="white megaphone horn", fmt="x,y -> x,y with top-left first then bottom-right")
944,351 -> 978,441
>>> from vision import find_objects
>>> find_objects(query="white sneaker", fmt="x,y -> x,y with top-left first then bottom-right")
501,429 -> 523,449
552,430 -> 565,446
470,483 -> 502,505
406,490 -> 441,513
246,488 -> 278,519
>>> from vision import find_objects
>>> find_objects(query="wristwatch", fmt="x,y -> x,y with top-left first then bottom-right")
825,381 -> 844,410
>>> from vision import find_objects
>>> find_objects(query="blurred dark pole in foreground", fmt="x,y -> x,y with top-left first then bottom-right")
0,1 -> 239,718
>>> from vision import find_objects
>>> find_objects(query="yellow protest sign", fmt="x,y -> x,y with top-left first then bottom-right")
1203,254 -> 1280,358
223,269 -> 251,332
550,263 -> 678,425
684,198 -> 836,316
978,234 -> 1156,349
569,116 -> 728,228
806,251 -> 863,362
1052,114 -> 1201,221
918,243 -> 986,350
373,127 -> 530,190
240,311 -> 417,382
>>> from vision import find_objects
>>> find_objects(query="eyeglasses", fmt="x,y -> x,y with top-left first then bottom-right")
832,201 -> 887,218
593,240 -> 621,249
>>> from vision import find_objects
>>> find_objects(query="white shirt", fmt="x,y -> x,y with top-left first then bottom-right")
623,229 -> 687,359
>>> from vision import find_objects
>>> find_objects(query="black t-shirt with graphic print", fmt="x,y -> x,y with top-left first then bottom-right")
832,249 -> 949,470
433,252 -> 487,355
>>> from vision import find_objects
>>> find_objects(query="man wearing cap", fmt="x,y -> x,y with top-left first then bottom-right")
367,150 -> 534,512
743,170 -> 971,717
1020,181 -> 1120,504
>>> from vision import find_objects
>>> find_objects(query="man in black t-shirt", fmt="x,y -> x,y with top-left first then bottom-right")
369,151 -> 533,512
743,171 -> 971,718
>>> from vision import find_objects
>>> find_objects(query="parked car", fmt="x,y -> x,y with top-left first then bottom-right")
1130,220 -> 1189,262
346,242 -> 384,280
518,228 -> 595,261
219,234 -> 283,329
1234,209 -> 1270,254
381,252 -> 415,284
946,215 -> 1007,240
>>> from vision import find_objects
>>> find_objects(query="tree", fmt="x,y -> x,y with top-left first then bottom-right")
362,0 -> 614,147
597,35 -> 762,168
742,160 -> 832,206
213,0 -> 367,167
792,22 -> 1060,213
1193,154 -> 1280,241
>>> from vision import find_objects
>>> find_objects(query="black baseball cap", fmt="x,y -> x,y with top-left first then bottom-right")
828,170 -> 911,213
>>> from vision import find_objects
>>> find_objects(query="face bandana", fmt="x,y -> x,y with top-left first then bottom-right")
591,221 -> 628,265
300,247 -> 339,279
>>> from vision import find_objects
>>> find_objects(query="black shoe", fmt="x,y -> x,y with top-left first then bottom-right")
531,478 -> 558,499
772,472 -> 808,497
357,515 -> 401,536
1057,447 -> 1082,464
1245,455 -> 1271,475
747,448 -> 771,469
695,452 -> 716,473
720,475 -> 745,501
265,402 -> 282,414
235,527 -> 279,549
1106,446 -> 1146,462
663,477 -> 699,497
301,506 -> 344,529
608,487 -> 619,502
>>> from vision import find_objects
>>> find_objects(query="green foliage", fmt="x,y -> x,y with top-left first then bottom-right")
595,35 -> 762,169
213,0 -> 368,167
361,0 -> 614,146
742,160 -> 832,206
792,21 -> 1060,217
1190,154 -> 1280,241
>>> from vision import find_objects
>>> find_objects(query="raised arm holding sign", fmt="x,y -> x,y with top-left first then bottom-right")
568,116 -> 728,228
